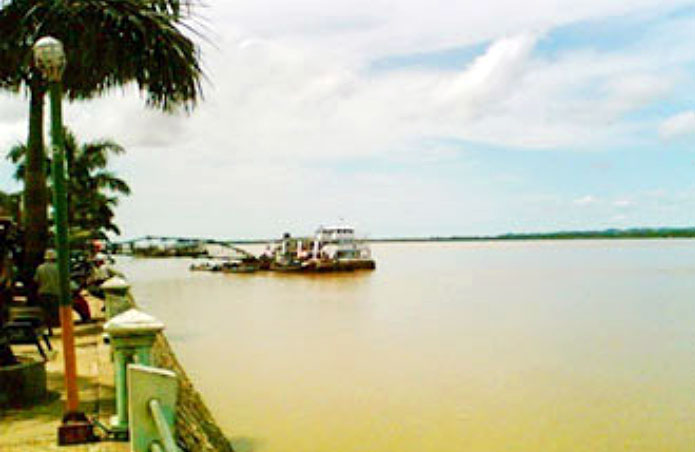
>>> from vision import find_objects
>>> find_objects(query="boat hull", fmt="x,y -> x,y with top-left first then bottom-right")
293,259 -> 376,272
220,265 -> 258,274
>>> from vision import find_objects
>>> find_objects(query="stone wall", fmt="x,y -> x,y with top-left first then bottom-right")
151,333 -> 234,452
124,295 -> 233,452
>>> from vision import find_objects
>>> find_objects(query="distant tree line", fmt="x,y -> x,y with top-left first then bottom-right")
371,227 -> 695,242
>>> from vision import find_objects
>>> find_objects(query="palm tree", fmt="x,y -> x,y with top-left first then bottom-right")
0,0 -> 203,282
8,128 -> 131,238
65,130 -> 130,237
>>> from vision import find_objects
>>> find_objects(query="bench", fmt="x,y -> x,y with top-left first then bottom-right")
4,307 -> 52,359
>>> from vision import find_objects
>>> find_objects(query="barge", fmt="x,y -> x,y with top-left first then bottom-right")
190,226 -> 376,274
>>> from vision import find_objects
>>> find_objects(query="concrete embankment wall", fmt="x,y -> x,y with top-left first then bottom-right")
126,297 -> 233,452
151,333 -> 234,452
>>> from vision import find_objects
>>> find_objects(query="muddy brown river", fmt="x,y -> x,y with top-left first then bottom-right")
118,240 -> 695,451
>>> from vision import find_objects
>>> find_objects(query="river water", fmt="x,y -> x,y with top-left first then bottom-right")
117,240 -> 695,452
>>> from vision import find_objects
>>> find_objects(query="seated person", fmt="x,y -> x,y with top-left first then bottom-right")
35,249 -> 92,324
86,253 -> 124,298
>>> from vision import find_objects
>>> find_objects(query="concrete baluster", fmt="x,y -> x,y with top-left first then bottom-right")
104,309 -> 165,437
136,347 -> 153,366
101,276 -> 131,320
113,349 -> 129,432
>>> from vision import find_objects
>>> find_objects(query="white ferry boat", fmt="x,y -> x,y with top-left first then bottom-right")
311,226 -> 375,270
265,225 -> 376,272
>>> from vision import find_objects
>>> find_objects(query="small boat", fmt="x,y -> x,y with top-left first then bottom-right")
189,261 -> 221,271
219,259 -> 258,273
300,257 -> 341,272
191,244 -> 260,273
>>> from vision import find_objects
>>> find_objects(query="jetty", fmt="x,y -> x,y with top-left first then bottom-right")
111,236 -> 255,258
117,228 -> 377,274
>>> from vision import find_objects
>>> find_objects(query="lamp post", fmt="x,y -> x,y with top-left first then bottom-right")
33,36 -> 91,444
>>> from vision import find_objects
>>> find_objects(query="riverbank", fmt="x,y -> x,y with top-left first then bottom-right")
0,294 -> 233,451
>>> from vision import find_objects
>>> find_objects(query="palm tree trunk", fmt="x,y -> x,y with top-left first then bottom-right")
22,80 -> 48,292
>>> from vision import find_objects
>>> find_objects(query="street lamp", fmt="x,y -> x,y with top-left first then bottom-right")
33,36 -> 92,444
33,37 -> 66,82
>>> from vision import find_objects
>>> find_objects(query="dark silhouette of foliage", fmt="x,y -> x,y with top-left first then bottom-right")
0,0 -> 204,280
7,128 -> 131,238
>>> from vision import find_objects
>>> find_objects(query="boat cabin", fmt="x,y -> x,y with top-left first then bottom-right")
316,226 -> 356,243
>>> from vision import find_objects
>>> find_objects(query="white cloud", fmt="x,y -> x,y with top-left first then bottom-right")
659,111 -> 695,140
0,93 -> 28,150
613,199 -> 634,208
0,93 -> 25,122
573,195 -> 598,206
1,1 -> 694,238
211,0 -> 692,60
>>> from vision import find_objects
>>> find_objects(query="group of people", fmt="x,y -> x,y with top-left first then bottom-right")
0,214 -> 124,332
34,249 -> 122,326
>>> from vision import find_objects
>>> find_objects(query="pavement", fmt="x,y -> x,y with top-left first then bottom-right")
0,296 -> 129,451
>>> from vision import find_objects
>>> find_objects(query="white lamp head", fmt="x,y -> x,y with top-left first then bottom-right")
33,36 -> 66,81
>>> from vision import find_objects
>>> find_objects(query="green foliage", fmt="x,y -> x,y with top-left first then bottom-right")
7,128 -> 131,238
0,0 -> 204,277
0,0 -> 204,110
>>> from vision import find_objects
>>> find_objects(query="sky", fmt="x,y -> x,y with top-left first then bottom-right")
1,0 -> 695,240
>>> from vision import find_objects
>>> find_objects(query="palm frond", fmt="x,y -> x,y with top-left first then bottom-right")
0,0 -> 205,111
7,126 -> 130,236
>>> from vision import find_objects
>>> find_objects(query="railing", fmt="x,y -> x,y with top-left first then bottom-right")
148,398 -> 178,452
127,362 -> 179,451
100,278 -> 233,451
101,292 -> 181,451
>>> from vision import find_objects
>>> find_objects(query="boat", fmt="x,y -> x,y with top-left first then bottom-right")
189,243 -> 260,273
314,226 -> 376,270
266,234 -> 307,272
189,261 -> 219,271
269,260 -> 305,272
265,226 -> 375,272
219,258 -> 259,273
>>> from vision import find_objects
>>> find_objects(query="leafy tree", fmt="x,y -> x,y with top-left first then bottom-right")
8,128 -> 131,238
0,0 -> 203,282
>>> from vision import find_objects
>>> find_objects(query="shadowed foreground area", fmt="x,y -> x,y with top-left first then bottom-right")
0,297 -> 124,451
0,294 -> 233,451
